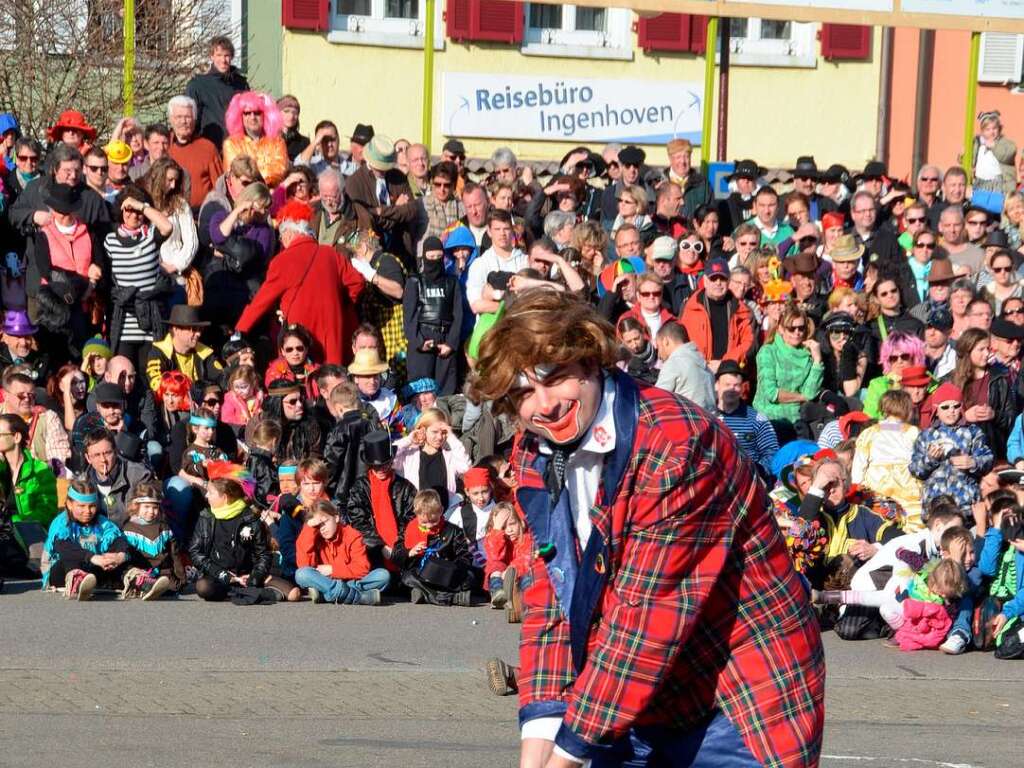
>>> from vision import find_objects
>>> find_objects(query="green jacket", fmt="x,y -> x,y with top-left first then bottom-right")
752,334 -> 824,423
2,449 -> 58,526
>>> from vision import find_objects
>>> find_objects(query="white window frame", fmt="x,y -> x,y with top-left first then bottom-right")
521,4 -> 632,62
328,0 -> 444,50
725,18 -> 816,69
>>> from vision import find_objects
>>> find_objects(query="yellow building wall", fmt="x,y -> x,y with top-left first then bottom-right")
282,27 -> 881,169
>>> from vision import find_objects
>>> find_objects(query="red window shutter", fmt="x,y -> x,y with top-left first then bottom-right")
821,24 -> 871,60
282,0 -> 329,31
446,0 -> 522,44
475,0 -> 523,44
637,13 -> 691,53
689,15 -> 709,54
446,0 -> 473,40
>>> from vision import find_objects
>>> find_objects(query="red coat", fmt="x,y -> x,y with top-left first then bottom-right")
295,521 -> 371,580
235,235 -> 365,365
483,528 -> 534,579
511,372 -> 825,765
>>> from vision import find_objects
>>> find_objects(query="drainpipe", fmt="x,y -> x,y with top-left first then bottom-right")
717,20 -> 730,161
875,26 -> 893,165
912,29 -> 934,181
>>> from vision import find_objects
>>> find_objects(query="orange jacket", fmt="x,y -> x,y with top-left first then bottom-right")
679,289 -> 754,364
295,522 -> 371,580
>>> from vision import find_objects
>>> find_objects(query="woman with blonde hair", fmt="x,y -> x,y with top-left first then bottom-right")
753,303 -> 824,426
571,220 -> 608,293
393,407 -> 470,505
611,184 -> 651,236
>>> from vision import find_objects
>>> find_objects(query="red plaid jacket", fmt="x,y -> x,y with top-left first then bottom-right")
512,373 -> 826,766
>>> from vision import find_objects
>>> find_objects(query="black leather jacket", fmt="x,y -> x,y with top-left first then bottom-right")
189,506 -> 270,587
345,474 -> 417,568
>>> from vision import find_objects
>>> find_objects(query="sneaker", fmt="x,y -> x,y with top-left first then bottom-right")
882,637 -> 902,650
65,569 -> 96,601
308,587 -> 323,604
141,575 -> 172,601
357,588 -> 382,606
940,631 -> 969,655
409,587 -> 425,604
485,658 -> 518,696
490,588 -> 507,609
453,590 -> 472,607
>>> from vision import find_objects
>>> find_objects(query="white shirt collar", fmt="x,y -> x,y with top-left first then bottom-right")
538,375 -> 617,457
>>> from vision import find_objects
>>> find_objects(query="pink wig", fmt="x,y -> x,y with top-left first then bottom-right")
225,91 -> 283,140
880,331 -> 925,374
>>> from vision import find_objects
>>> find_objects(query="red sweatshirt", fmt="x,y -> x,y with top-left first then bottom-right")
483,529 -> 534,579
295,523 -> 371,580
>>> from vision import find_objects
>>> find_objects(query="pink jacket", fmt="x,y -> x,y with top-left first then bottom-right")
221,390 -> 263,427
393,433 -> 470,496
894,598 -> 953,651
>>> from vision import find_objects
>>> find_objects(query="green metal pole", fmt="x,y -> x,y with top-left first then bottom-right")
700,17 -> 718,171
123,0 -> 135,116
962,30 -> 981,179
422,0 -> 435,150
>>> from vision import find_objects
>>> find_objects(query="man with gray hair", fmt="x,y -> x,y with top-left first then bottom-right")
543,209 -> 575,249
167,94 -> 222,211
312,168 -> 355,247
236,201 -> 365,366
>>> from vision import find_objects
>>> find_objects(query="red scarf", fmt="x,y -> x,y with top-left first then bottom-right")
368,471 -> 399,548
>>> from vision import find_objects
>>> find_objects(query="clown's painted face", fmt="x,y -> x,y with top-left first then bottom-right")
512,362 -> 601,445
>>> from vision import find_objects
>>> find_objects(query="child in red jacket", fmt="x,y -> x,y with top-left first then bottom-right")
483,502 -> 533,621
294,500 -> 388,605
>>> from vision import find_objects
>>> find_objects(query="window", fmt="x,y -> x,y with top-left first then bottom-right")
522,4 -> 631,60
726,17 -> 816,68
978,32 -> 1024,85
330,0 -> 444,49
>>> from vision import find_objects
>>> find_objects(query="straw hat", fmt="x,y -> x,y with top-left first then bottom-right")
347,348 -> 389,376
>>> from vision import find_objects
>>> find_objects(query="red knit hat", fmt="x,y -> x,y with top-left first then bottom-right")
932,382 -> 963,405
463,467 -> 491,489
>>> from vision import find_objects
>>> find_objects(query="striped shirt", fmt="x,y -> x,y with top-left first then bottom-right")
105,226 -> 161,343
715,403 -> 779,472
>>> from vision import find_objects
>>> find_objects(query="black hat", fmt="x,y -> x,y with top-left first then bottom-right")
350,123 -> 374,145
43,182 -> 81,215
984,229 -> 1010,249
362,431 -> 393,467
857,161 -> 887,180
822,311 -> 857,334
727,159 -> 765,181
422,236 -> 444,254
93,381 -> 125,405
789,156 -> 819,180
714,360 -> 745,380
221,334 -> 252,363
618,145 -> 646,166
820,164 -> 850,185
926,307 -> 953,332
115,431 -> 142,462
991,317 -> 1024,340
442,139 -> 466,157
167,305 -> 210,328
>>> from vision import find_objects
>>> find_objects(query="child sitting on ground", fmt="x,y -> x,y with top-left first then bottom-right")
447,466 -> 494,570
818,557 -> 969,651
120,480 -> 184,599
394,489 -> 474,606
483,501 -> 533,622
978,502 -> 1024,659
41,479 -> 132,601
294,499 -> 389,605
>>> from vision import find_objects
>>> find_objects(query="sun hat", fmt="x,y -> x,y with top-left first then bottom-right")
103,140 -> 132,165
347,348 -> 389,376
364,136 -> 396,172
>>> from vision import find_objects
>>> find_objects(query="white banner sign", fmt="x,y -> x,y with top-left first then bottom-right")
901,0 -> 1024,16
441,73 -> 703,144
726,0 -> 893,10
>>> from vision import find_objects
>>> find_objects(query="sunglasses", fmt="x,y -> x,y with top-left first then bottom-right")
905,216 -> 925,224
993,265 -> 1013,274
202,397 -> 221,406
17,154 -> 38,162
432,180 -> 451,188
829,328 -> 852,336
878,289 -> 899,298
1005,308 -> 1024,316
888,353 -> 912,363
638,290 -> 661,298
737,240 -> 758,248
920,176 -> 940,182
915,241 -> 936,249
86,164 -> 108,172
283,397 -> 303,406
786,324 -> 807,333
283,345 -> 306,353
242,110 -> 263,117
938,403 -> 962,411
617,197 -> 636,204
679,241 -> 704,252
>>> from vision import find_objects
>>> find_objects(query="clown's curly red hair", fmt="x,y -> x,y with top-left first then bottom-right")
156,371 -> 192,411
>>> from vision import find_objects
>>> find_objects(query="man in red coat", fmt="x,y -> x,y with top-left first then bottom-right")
235,201 -> 365,365
470,290 -> 825,768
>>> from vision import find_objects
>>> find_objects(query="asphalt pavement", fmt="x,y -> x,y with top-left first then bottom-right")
0,581 -> 1019,768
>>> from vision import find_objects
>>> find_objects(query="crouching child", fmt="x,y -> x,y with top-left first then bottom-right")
395,489 -> 474,606
120,480 -> 184,599
295,499 -> 388,605
41,480 -> 131,601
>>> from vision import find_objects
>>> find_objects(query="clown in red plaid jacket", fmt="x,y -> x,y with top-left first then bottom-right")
511,371 -> 826,766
